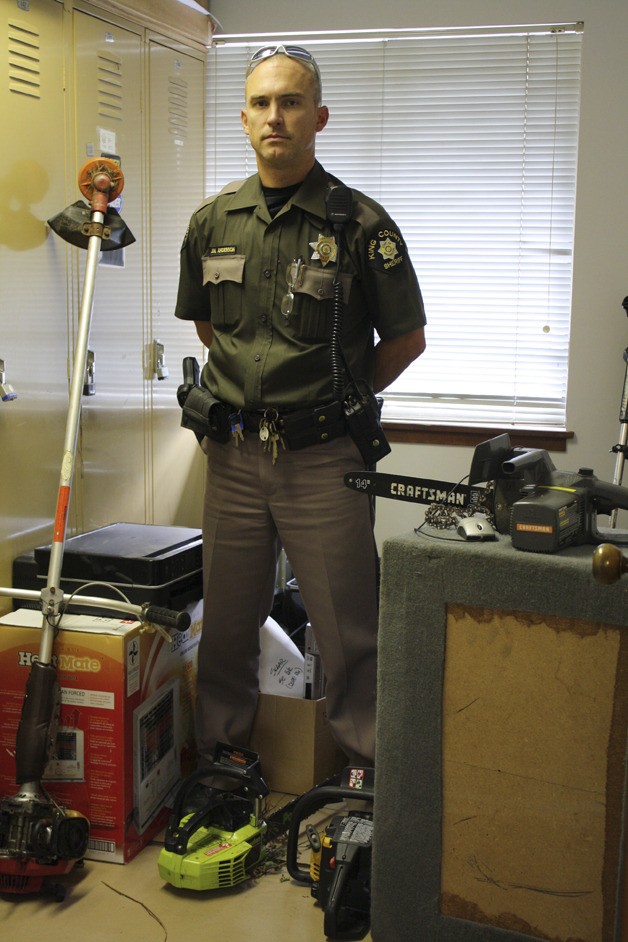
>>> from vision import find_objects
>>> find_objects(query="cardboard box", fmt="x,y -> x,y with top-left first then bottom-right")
0,602 -> 201,863
250,693 -> 346,795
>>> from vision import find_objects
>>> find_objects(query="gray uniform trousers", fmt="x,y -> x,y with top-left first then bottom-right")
195,431 -> 379,770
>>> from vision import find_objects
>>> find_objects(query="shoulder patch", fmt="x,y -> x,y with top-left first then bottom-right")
367,227 -> 407,272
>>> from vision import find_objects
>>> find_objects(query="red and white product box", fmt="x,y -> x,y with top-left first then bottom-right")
0,602 -> 201,863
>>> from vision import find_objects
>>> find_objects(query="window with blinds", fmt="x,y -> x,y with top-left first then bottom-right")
206,26 -> 582,429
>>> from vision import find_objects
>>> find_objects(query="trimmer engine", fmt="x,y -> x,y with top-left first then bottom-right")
0,786 -> 89,899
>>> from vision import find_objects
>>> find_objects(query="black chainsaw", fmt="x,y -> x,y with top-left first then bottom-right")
345,433 -> 628,552
286,766 -> 375,941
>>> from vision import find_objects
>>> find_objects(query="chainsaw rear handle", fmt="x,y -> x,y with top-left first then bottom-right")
165,760 -> 269,855
286,783 -> 375,885
324,842 -> 369,942
167,759 -> 269,840
170,765 -> 259,817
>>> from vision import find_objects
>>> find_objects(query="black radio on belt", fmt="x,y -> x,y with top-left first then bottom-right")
343,381 -> 391,465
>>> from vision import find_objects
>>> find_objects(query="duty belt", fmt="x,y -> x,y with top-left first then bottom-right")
178,381 -> 347,458
237,401 -> 347,450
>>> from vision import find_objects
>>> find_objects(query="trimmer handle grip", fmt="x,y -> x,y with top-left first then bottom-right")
142,604 -> 191,633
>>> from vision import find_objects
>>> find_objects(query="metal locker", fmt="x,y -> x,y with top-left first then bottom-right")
0,0 -> 68,610
70,5 -> 146,530
0,0 -> 209,613
145,34 -> 205,526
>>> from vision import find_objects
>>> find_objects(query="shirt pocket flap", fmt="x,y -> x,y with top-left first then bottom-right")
296,265 -> 353,303
202,254 -> 246,286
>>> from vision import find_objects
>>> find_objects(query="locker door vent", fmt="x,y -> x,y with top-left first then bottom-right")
97,51 -> 123,121
8,20 -> 41,99
168,76 -> 189,140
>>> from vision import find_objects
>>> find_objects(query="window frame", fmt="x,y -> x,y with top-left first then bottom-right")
206,25 -> 583,441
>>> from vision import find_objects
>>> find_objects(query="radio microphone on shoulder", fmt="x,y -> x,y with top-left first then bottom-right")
326,185 -> 354,226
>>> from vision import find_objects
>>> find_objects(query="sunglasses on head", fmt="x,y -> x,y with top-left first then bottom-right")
245,44 -> 321,84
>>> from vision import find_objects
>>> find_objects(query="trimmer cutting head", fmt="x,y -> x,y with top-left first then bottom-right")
47,200 -> 135,251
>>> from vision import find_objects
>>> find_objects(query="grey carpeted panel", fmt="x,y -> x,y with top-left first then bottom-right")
371,532 -> 627,942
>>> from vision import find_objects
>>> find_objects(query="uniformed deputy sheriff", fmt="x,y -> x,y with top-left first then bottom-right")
175,44 -> 426,775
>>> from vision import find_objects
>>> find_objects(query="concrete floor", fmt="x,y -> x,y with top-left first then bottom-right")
0,795 -> 374,942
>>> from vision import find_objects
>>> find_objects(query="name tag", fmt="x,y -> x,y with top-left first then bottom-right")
207,245 -> 237,256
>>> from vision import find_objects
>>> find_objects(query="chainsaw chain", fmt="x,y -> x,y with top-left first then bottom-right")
424,481 -> 495,531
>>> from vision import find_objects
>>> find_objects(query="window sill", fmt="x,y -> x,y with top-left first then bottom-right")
383,423 -> 574,453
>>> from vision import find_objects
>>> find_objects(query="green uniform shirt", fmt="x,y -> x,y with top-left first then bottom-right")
175,161 -> 426,411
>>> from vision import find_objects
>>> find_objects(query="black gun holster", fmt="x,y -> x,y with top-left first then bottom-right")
178,383 -> 231,443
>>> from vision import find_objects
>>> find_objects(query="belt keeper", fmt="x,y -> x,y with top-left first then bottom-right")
279,402 -> 346,450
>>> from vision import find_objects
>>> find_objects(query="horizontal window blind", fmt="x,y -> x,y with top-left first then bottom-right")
206,27 -> 582,428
